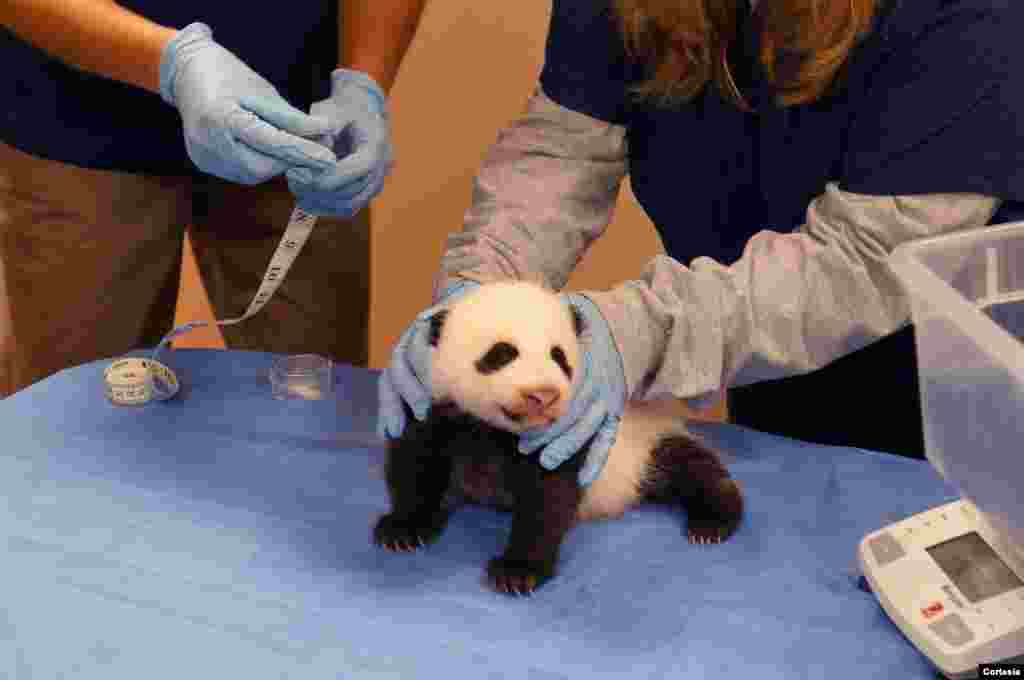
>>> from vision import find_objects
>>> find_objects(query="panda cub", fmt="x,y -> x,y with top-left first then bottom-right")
374,280 -> 744,595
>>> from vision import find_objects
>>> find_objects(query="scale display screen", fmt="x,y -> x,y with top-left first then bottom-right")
926,531 -> 1024,603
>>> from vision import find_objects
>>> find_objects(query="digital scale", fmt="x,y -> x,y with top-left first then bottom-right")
858,498 -> 1024,679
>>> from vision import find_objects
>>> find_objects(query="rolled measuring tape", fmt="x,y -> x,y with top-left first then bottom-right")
104,357 -> 180,405
104,205 -> 319,406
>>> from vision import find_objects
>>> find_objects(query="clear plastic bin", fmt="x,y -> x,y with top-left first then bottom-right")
889,221 -> 1024,563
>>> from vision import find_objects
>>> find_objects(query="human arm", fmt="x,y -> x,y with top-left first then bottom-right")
285,0 -> 429,216
0,0 -> 176,94
517,187 -> 999,480
339,0 -> 427,95
433,87 -> 628,298
2,2 -> 338,183
432,0 -> 633,298
580,186 -> 1000,404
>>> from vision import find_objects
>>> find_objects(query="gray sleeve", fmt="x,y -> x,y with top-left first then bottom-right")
433,87 -> 628,298
582,183 -> 1001,402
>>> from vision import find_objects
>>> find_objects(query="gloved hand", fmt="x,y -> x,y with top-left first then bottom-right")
160,22 -> 338,185
377,279 -> 480,440
285,69 -> 394,218
518,293 -> 627,486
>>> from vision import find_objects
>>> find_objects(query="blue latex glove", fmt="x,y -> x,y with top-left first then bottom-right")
519,293 -> 627,486
377,279 -> 481,440
285,70 -> 393,218
160,23 -> 338,185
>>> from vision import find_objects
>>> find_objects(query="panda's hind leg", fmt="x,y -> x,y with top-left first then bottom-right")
642,434 -> 744,544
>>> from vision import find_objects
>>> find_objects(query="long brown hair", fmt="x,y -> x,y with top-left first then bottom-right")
611,0 -> 878,108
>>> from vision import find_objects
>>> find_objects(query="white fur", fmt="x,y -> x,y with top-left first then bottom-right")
431,281 -> 693,523
577,400 -> 689,522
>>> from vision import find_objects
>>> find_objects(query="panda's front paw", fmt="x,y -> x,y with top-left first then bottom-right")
373,512 -> 447,552
687,517 -> 737,544
686,478 -> 744,545
486,556 -> 555,596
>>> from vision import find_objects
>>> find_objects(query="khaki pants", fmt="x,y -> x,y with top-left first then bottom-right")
0,142 -> 370,397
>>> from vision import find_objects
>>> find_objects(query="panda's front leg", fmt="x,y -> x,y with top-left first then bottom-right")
374,415 -> 455,552
486,453 -> 582,596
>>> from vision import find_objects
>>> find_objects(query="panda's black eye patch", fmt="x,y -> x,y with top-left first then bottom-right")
428,309 -> 448,347
476,342 -> 519,374
570,304 -> 586,337
551,346 -> 572,380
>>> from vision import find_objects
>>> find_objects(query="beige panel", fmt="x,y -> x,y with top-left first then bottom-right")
173,233 -> 225,349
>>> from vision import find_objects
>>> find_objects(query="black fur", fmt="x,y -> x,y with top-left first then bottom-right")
428,309 -> 448,347
375,408 -> 584,594
374,407 -> 744,595
642,435 -> 744,543
569,303 -> 585,337
550,346 -> 572,380
475,342 -> 520,374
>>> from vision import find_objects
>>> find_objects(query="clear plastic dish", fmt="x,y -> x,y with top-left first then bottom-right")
269,354 -> 333,401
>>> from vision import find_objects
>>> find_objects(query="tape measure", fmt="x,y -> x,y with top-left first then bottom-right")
103,205 -> 318,406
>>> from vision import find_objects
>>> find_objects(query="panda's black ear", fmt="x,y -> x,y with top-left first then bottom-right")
569,303 -> 586,337
428,309 -> 448,347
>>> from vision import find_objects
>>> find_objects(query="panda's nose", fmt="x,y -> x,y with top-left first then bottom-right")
520,386 -> 560,416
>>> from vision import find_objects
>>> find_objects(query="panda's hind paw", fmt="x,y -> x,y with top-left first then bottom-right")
373,512 -> 448,552
685,478 -> 744,545
486,556 -> 554,596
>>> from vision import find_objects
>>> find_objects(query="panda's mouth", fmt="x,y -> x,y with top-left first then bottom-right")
499,406 -> 558,430
500,407 -> 524,423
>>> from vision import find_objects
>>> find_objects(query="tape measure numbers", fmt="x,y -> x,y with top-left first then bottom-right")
104,205 -> 319,406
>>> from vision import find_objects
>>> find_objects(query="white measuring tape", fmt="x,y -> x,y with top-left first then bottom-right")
103,205 -> 319,406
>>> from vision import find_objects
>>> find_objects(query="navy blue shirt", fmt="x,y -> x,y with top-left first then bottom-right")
538,0 -> 1024,457
1,2 -> 337,174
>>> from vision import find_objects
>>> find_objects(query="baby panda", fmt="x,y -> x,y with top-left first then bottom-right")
374,280 -> 744,595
